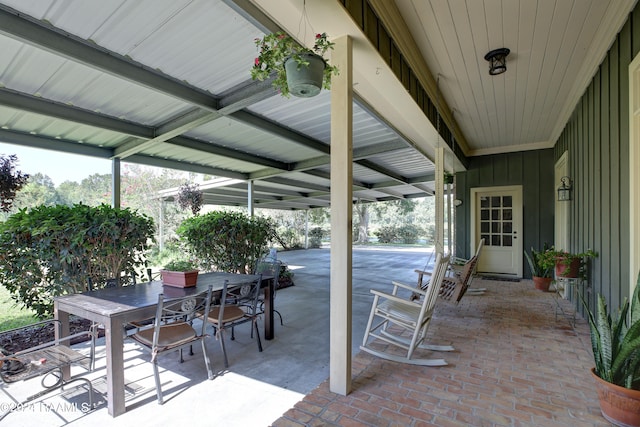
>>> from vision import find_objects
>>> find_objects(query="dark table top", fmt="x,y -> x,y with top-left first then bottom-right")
55,272 -> 266,318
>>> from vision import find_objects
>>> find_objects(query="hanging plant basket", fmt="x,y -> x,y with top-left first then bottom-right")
285,53 -> 326,98
251,32 -> 339,98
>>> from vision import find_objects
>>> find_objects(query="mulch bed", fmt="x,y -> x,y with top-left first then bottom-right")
0,317 -> 100,354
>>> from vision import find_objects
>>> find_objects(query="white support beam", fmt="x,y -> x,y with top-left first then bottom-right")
248,180 -> 255,217
330,35 -> 353,396
111,158 -> 121,209
435,147 -> 444,254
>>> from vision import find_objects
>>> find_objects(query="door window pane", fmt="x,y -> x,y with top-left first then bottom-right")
479,192 -> 515,248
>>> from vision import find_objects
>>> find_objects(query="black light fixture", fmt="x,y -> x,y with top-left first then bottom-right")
484,48 -> 510,75
557,176 -> 572,201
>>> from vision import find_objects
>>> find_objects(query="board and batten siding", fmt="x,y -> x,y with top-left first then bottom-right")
454,149 -> 555,279
554,8 -> 639,312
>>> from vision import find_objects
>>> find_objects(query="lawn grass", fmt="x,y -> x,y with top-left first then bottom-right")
0,286 -> 38,332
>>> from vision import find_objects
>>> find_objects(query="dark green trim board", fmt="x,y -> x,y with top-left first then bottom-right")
454,150 -> 555,279
553,11 -> 635,314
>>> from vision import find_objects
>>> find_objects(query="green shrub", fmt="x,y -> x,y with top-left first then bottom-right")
177,210 -> 278,273
397,224 -> 423,244
308,227 -> 325,248
0,204 -> 155,318
374,226 -> 396,243
278,227 -> 303,249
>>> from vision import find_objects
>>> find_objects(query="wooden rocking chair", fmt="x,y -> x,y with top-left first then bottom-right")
360,253 -> 454,366
414,255 -> 483,304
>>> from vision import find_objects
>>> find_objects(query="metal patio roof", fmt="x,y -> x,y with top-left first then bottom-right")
0,0 -> 442,210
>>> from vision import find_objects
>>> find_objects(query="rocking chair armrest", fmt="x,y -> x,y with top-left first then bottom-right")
451,257 -> 469,266
391,280 -> 426,294
370,289 -> 421,307
414,269 -> 433,276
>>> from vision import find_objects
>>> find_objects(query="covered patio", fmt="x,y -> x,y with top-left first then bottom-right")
1,247 -> 607,426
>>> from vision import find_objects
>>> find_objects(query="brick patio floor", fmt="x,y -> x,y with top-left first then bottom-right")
272,278 -> 608,427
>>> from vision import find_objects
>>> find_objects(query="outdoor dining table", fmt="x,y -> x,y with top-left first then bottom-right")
54,271 -> 274,417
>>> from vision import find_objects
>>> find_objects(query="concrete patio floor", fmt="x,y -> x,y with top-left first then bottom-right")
0,247 -> 609,426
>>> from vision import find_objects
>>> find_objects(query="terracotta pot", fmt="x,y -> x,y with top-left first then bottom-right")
555,257 -> 580,278
591,368 -> 640,426
160,270 -> 199,288
532,276 -> 553,291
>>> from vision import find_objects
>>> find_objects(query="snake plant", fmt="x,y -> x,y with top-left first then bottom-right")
583,272 -> 640,388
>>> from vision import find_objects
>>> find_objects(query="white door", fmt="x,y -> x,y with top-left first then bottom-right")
471,186 -> 523,277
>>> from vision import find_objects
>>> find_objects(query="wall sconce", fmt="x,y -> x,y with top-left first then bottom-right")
484,48 -> 510,75
557,176 -> 572,201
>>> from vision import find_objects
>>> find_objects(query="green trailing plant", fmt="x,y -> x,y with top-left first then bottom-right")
0,154 -> 29,212
539,247 -> 598,278
0,204 -> 155,318
582,272 -> 640,389
308,226 -> 325,248
162,260 -> 197,272
177,210 -> 278,274
524,244 -> 553,278
251,32 -> 339,97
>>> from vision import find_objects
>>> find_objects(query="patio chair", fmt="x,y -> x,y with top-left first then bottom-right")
130,285 -> 214,404
0,319 -> 96,421
448,239 -> 486,294
202,277 -> 263,368
439,255 -> 482,302
254,256 -> 283,326
360,252 -> 454,366
414,255 -> 482,302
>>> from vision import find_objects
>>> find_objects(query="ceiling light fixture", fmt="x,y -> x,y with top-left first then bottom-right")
484,48 -> 510,75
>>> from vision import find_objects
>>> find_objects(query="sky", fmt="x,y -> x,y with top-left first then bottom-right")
0,143 -> 113,186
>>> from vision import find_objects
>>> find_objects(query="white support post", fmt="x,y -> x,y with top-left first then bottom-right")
435,148 -> 444,255
248,180 -> 254,217
111,158 -> 121,209
330,35 -> 352,396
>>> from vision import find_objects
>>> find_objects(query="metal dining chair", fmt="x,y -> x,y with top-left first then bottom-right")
130,285 -> 214,404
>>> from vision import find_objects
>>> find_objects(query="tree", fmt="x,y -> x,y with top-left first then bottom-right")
354,202 -> 369,243
12,173 -> 62,209
0,154 -> 28,212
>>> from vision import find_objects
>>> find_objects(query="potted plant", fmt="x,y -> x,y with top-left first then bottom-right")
582,271 -> 640,426
524,245 -> 554,291
546,248 -> 598,278
161,260 -> 199,288
251,31 -> 339,98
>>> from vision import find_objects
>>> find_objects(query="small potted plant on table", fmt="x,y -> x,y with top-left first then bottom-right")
160,260 -> 199,288
524,245 -> 554,291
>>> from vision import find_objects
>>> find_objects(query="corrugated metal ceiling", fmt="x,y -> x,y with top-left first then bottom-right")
0,0 -> 442,210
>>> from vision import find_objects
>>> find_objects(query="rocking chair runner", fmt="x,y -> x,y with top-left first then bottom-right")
360,253 -> 453,366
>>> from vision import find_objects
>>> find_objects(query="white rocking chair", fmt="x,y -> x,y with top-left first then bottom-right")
360,252 -> 453,366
